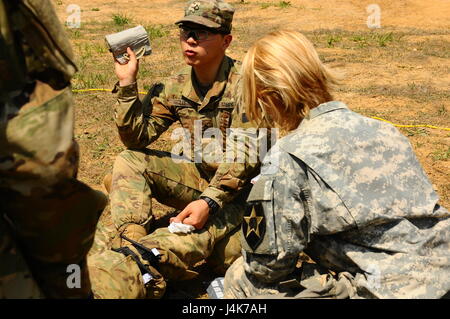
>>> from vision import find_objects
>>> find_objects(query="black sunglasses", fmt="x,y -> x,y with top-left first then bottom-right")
179,27 -> 220,41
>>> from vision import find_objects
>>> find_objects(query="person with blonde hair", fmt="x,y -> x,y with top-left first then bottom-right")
223,30 -> 450,299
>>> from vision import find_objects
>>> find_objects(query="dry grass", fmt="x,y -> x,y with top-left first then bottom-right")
53,0 -> 449,298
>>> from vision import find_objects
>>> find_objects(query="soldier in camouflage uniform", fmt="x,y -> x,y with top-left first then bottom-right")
88,0 -> 266,298
0,0 -> 107,298
223,30 -> 450,299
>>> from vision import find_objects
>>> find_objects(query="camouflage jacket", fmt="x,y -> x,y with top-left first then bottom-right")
242,101 -> 450,298
0,0 -> 106,298
114,56 -> 261,207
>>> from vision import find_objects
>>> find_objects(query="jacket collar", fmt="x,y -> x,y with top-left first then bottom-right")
307,101 -> 348,120
295,101 -> 348,131
181,56 -> 233,111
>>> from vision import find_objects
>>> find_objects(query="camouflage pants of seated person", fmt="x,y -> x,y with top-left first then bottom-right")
88,148 -> 245,269
86,147 -> 210,254
107,148 -> 220,244
88,192 -> 246,298
223,256 -> 356,299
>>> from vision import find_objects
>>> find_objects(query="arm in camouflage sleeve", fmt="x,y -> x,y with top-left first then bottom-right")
200,106 -> 264,208
242,149 -> 311,284
114,81 -> 176,149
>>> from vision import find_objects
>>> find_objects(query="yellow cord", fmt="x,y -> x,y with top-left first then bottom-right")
371,117 -> 450,132
72,88 -> 148,95
71,89 -> 450,132
72,88 -> 111,93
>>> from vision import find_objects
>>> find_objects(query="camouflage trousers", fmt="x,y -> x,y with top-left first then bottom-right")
88,149 -> 247,298
223,256 -> 355,299
109,149 -> 215,233
88,202 -> 244,298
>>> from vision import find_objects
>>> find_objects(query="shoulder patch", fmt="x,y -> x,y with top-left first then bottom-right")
242,203 -> 266,251
148,82 -> 164,98
142,82 -> 164,115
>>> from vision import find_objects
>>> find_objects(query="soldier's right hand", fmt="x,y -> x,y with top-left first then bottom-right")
115,47 -> 139,87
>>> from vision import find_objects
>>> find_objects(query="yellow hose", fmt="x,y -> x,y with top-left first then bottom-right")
72,88 -> 148,95
370,117 -> 450,132
72,89 -> 450,132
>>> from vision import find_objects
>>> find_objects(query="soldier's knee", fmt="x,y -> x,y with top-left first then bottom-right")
138,230 -> 199,281
114,150 -> 145,172
111,223 -> 149,250
88,250 -> 144,299
88,249 -> 166,299
112,149 -> 160,184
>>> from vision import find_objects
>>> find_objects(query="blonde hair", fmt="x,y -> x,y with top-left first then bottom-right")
241,30 -> 339,130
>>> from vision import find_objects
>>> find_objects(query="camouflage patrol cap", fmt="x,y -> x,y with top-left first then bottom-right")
175,0 -> 235,34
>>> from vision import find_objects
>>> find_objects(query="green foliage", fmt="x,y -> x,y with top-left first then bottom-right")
404,127 -> 429,137
376,32 -> 394,47
112,13 -> 131,26
349,32 -> 395,48
326,34 -> 342,47
68,29 -> 81,39
278,1 -> 292,8
92,141 -> 110,159
431,147 -> 450,161
260,1 -> 292,9
351,35 -> 368,48
437,105 -> 447,116
146,25 -> 169,40
73,73 -> 108,90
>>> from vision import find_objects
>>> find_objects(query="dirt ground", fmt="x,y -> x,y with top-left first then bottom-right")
53,0 -> 449,298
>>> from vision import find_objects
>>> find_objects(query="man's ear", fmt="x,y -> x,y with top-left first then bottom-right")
222,34 -> 233,50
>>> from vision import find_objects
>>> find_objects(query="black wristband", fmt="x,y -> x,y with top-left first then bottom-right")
200,196 -> 220,214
